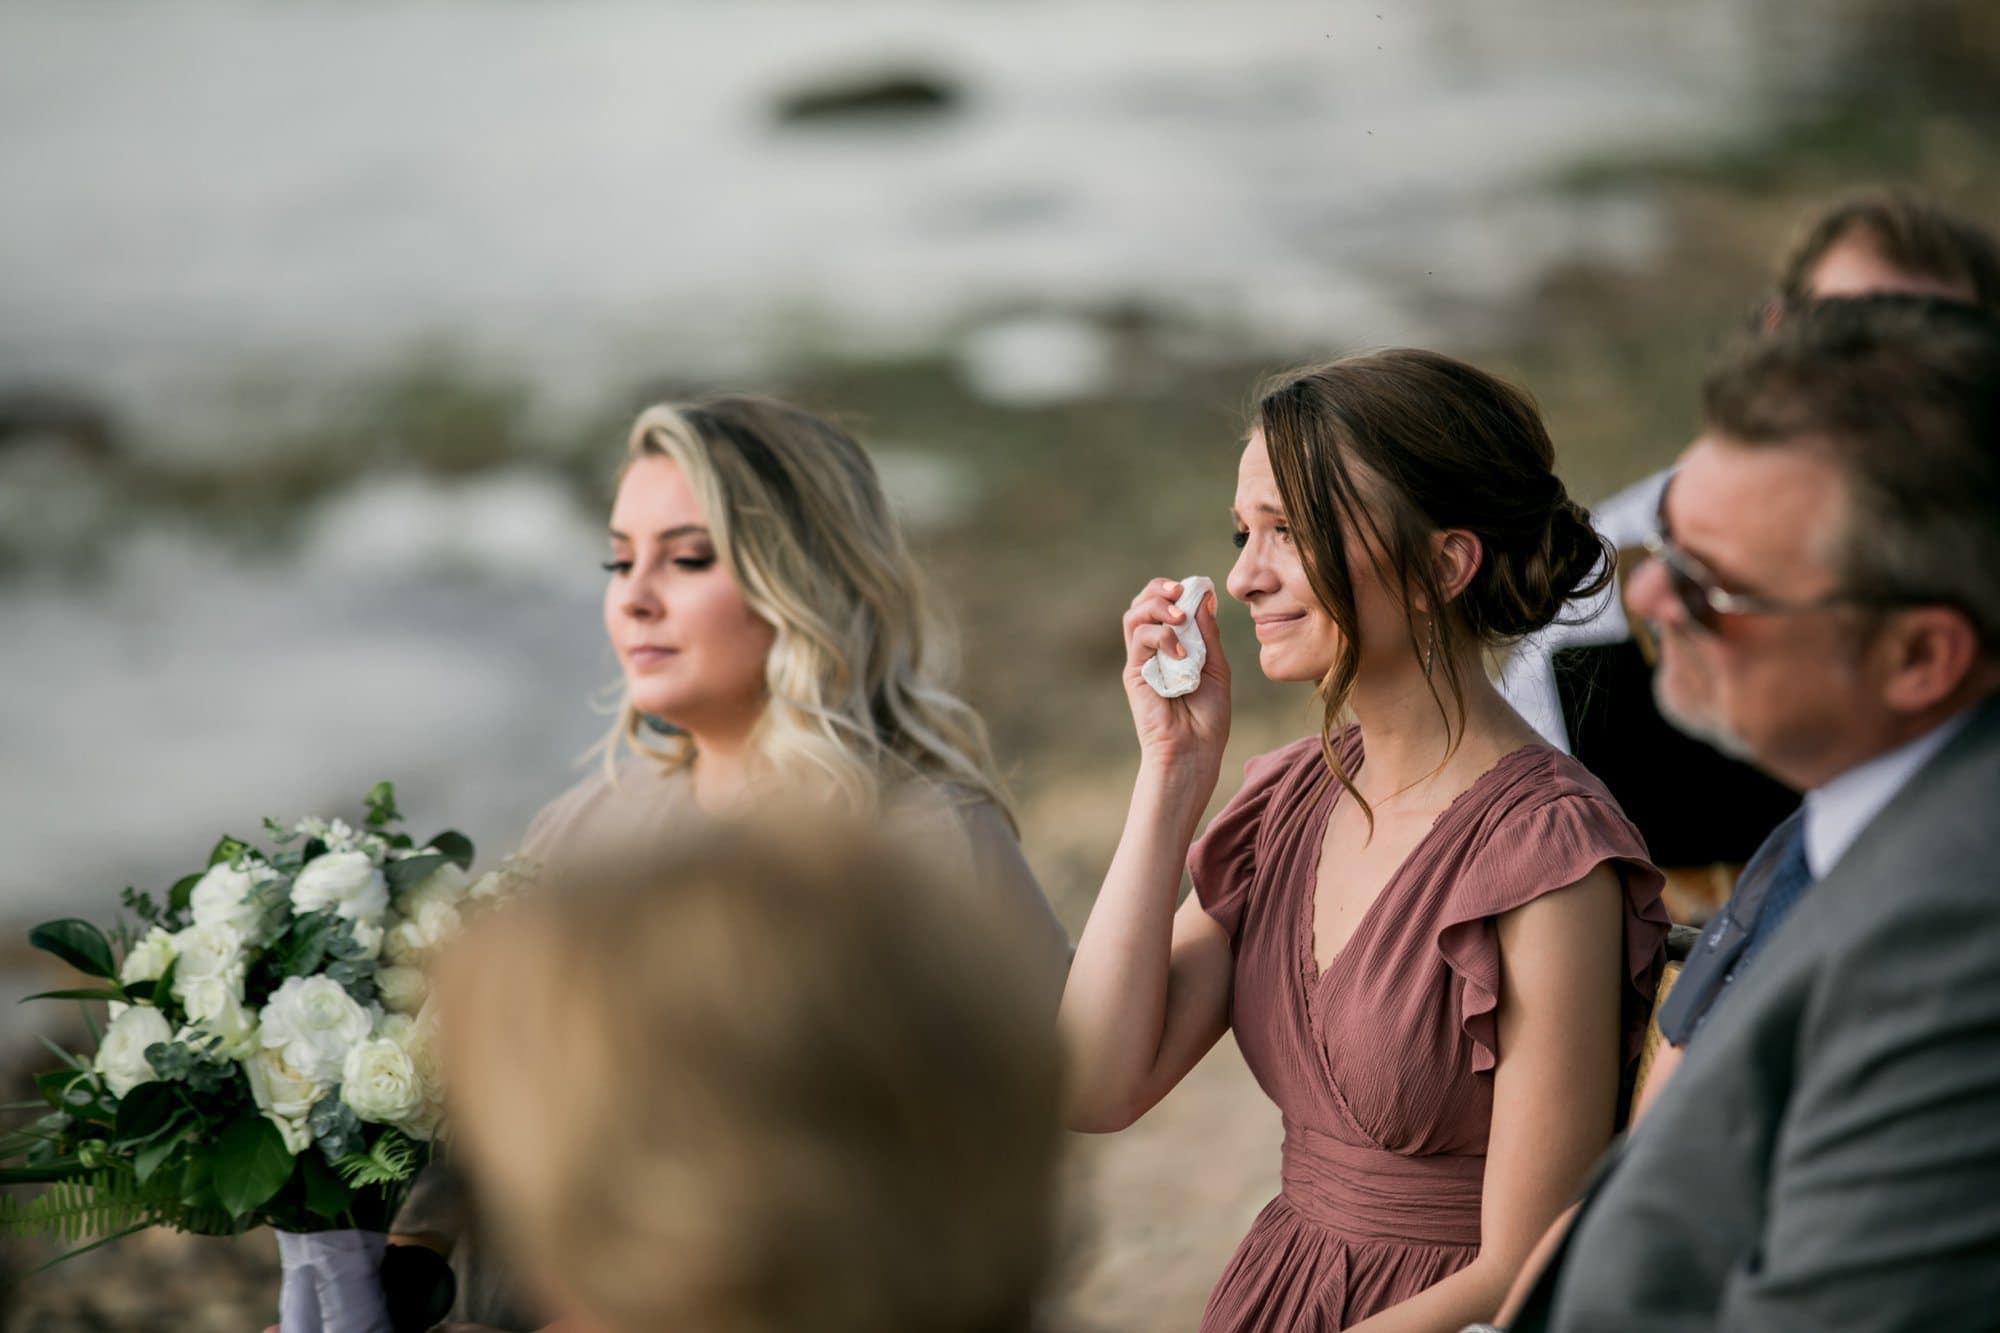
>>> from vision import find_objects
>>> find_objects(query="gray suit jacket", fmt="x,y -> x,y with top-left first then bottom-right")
1515,696 -> 2000,1332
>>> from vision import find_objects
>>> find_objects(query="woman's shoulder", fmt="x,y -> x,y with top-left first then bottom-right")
1484,744 -> 1644,840
519,756 -> 692,862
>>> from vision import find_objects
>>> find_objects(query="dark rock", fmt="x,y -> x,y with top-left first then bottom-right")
0,388 -> 117,461
773,68 -> 962,126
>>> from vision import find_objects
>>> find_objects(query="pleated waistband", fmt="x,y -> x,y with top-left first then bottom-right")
1280,1121 -> 1483,1248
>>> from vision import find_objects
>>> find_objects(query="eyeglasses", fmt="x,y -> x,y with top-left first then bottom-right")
1640,528 -> 1858,633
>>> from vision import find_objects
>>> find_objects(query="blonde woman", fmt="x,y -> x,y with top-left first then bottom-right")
393,395 -> 1070,1330
431,820 -> 1065,1333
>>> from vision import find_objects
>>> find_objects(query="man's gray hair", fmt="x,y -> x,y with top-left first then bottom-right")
1702,295 -> 2000,653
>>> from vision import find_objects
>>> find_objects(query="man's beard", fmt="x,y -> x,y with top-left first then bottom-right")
1649,636 -> 1758,764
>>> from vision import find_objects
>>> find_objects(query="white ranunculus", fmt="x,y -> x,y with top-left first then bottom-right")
375,965 -> 429,1015
118,927 -> 177,987
291,851 -> 389,923
176,985 -> 259,1060
188,861 -> 270,934
170,922 -> 247,985
349,918 -> 385,961
397,862 -> 469,917
340,1037 -> 423,1126
383,899 -> 462,966
258,976 -> 375,1085
95,1006 -> 173,1099
245,1047 -> 324,1153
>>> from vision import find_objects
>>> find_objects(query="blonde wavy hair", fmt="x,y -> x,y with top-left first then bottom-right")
436,819 -> 1064,1333
600,396 -> 1011,822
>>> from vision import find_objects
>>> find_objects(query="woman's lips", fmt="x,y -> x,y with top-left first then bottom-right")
1252,612 -> 1306,639
626,646 -> 679,669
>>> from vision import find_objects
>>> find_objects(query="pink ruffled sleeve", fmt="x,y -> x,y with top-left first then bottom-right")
1436,792 -> 1669,1074
1188,740 -> 1316,942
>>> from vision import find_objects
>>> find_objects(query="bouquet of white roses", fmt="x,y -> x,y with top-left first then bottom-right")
0,782 -> 522,1326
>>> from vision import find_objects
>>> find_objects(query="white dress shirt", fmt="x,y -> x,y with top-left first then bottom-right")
1802,710 -> 1975,880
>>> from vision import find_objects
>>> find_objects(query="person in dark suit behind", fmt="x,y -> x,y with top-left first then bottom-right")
1494,295 -> 2000,1331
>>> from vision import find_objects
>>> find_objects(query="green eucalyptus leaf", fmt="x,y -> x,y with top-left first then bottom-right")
28,920 -> 116,979
213,1115 -> 294,1217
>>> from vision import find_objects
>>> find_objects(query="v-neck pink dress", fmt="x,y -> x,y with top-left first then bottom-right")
1190,731 -> 1667,1331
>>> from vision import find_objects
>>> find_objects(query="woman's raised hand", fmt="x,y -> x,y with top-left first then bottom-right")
1122,578 -> 1230,775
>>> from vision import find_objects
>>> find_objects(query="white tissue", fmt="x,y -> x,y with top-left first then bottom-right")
1140,576 -> 1214,699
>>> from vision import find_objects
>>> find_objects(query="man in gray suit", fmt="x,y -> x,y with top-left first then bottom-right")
1501,295 -> 2000,1331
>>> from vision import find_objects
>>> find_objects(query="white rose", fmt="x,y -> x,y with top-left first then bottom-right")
349,918 -> 384,961
258,976 -> 375,1085
176,986 -> 259,1061
245,1047 -> 324,1153
340,1037 -> 424,1125
383,899 -> 462,966
118,927 -> 177,987
170,922 -> 247,987
291,851 -> 389,923
188,861 -> 270,934
95,1005 -> 173,1099
375,965 -> 429,1015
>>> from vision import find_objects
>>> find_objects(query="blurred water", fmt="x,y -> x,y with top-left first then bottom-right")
0,0 -> 1849,926
1,0 -> 1837,439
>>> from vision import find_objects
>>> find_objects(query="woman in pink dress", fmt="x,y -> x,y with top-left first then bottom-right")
1059,350 -> 1669,1332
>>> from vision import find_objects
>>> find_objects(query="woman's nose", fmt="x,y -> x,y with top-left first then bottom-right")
1225,544 -> 1271,603
618,576 -> 663,622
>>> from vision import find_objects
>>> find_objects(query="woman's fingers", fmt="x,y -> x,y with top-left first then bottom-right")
1128,577 -> 1183,610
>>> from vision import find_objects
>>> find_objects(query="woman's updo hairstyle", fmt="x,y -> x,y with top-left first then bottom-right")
1255,349 -> 1610,810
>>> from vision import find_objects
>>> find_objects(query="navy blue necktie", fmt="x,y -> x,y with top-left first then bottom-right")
1739,817 -> 1814,967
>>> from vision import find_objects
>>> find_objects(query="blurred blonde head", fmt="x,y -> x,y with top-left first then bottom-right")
434,821 -> 1064,1333
600,396 -> 1011,822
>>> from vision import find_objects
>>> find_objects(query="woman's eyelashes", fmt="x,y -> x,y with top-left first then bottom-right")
602,551 -> 716,576
1230,525 -> 1289,550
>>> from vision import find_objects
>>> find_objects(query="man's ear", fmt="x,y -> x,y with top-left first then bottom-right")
1877,605 -> 1981,715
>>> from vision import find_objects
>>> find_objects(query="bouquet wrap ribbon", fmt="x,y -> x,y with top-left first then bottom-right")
276,1229 -> 393,1333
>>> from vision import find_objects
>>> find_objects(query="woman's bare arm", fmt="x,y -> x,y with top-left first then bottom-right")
1059,580 -> 1236,1132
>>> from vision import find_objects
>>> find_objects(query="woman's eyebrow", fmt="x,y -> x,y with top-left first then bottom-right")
607,524 -> 709,542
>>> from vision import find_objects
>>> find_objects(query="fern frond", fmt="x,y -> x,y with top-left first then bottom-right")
334,1133 -> 419,1189
0,1169 -> 175,1244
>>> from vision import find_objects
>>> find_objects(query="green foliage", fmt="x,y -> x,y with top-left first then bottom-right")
212,1115 -> 293,1217
385,852 -> 449,894
335,1132 -> 420,1189
166,871 -> 202,918
365,781 -> 402,828
28,919 -> 116,979
308,1095 -> 365,1162
299,1148 -> 357,1220
427,830 -> 475,871
119,886 -> 163,929
206,836 -> 251,869
0,1168 -> 181,1243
